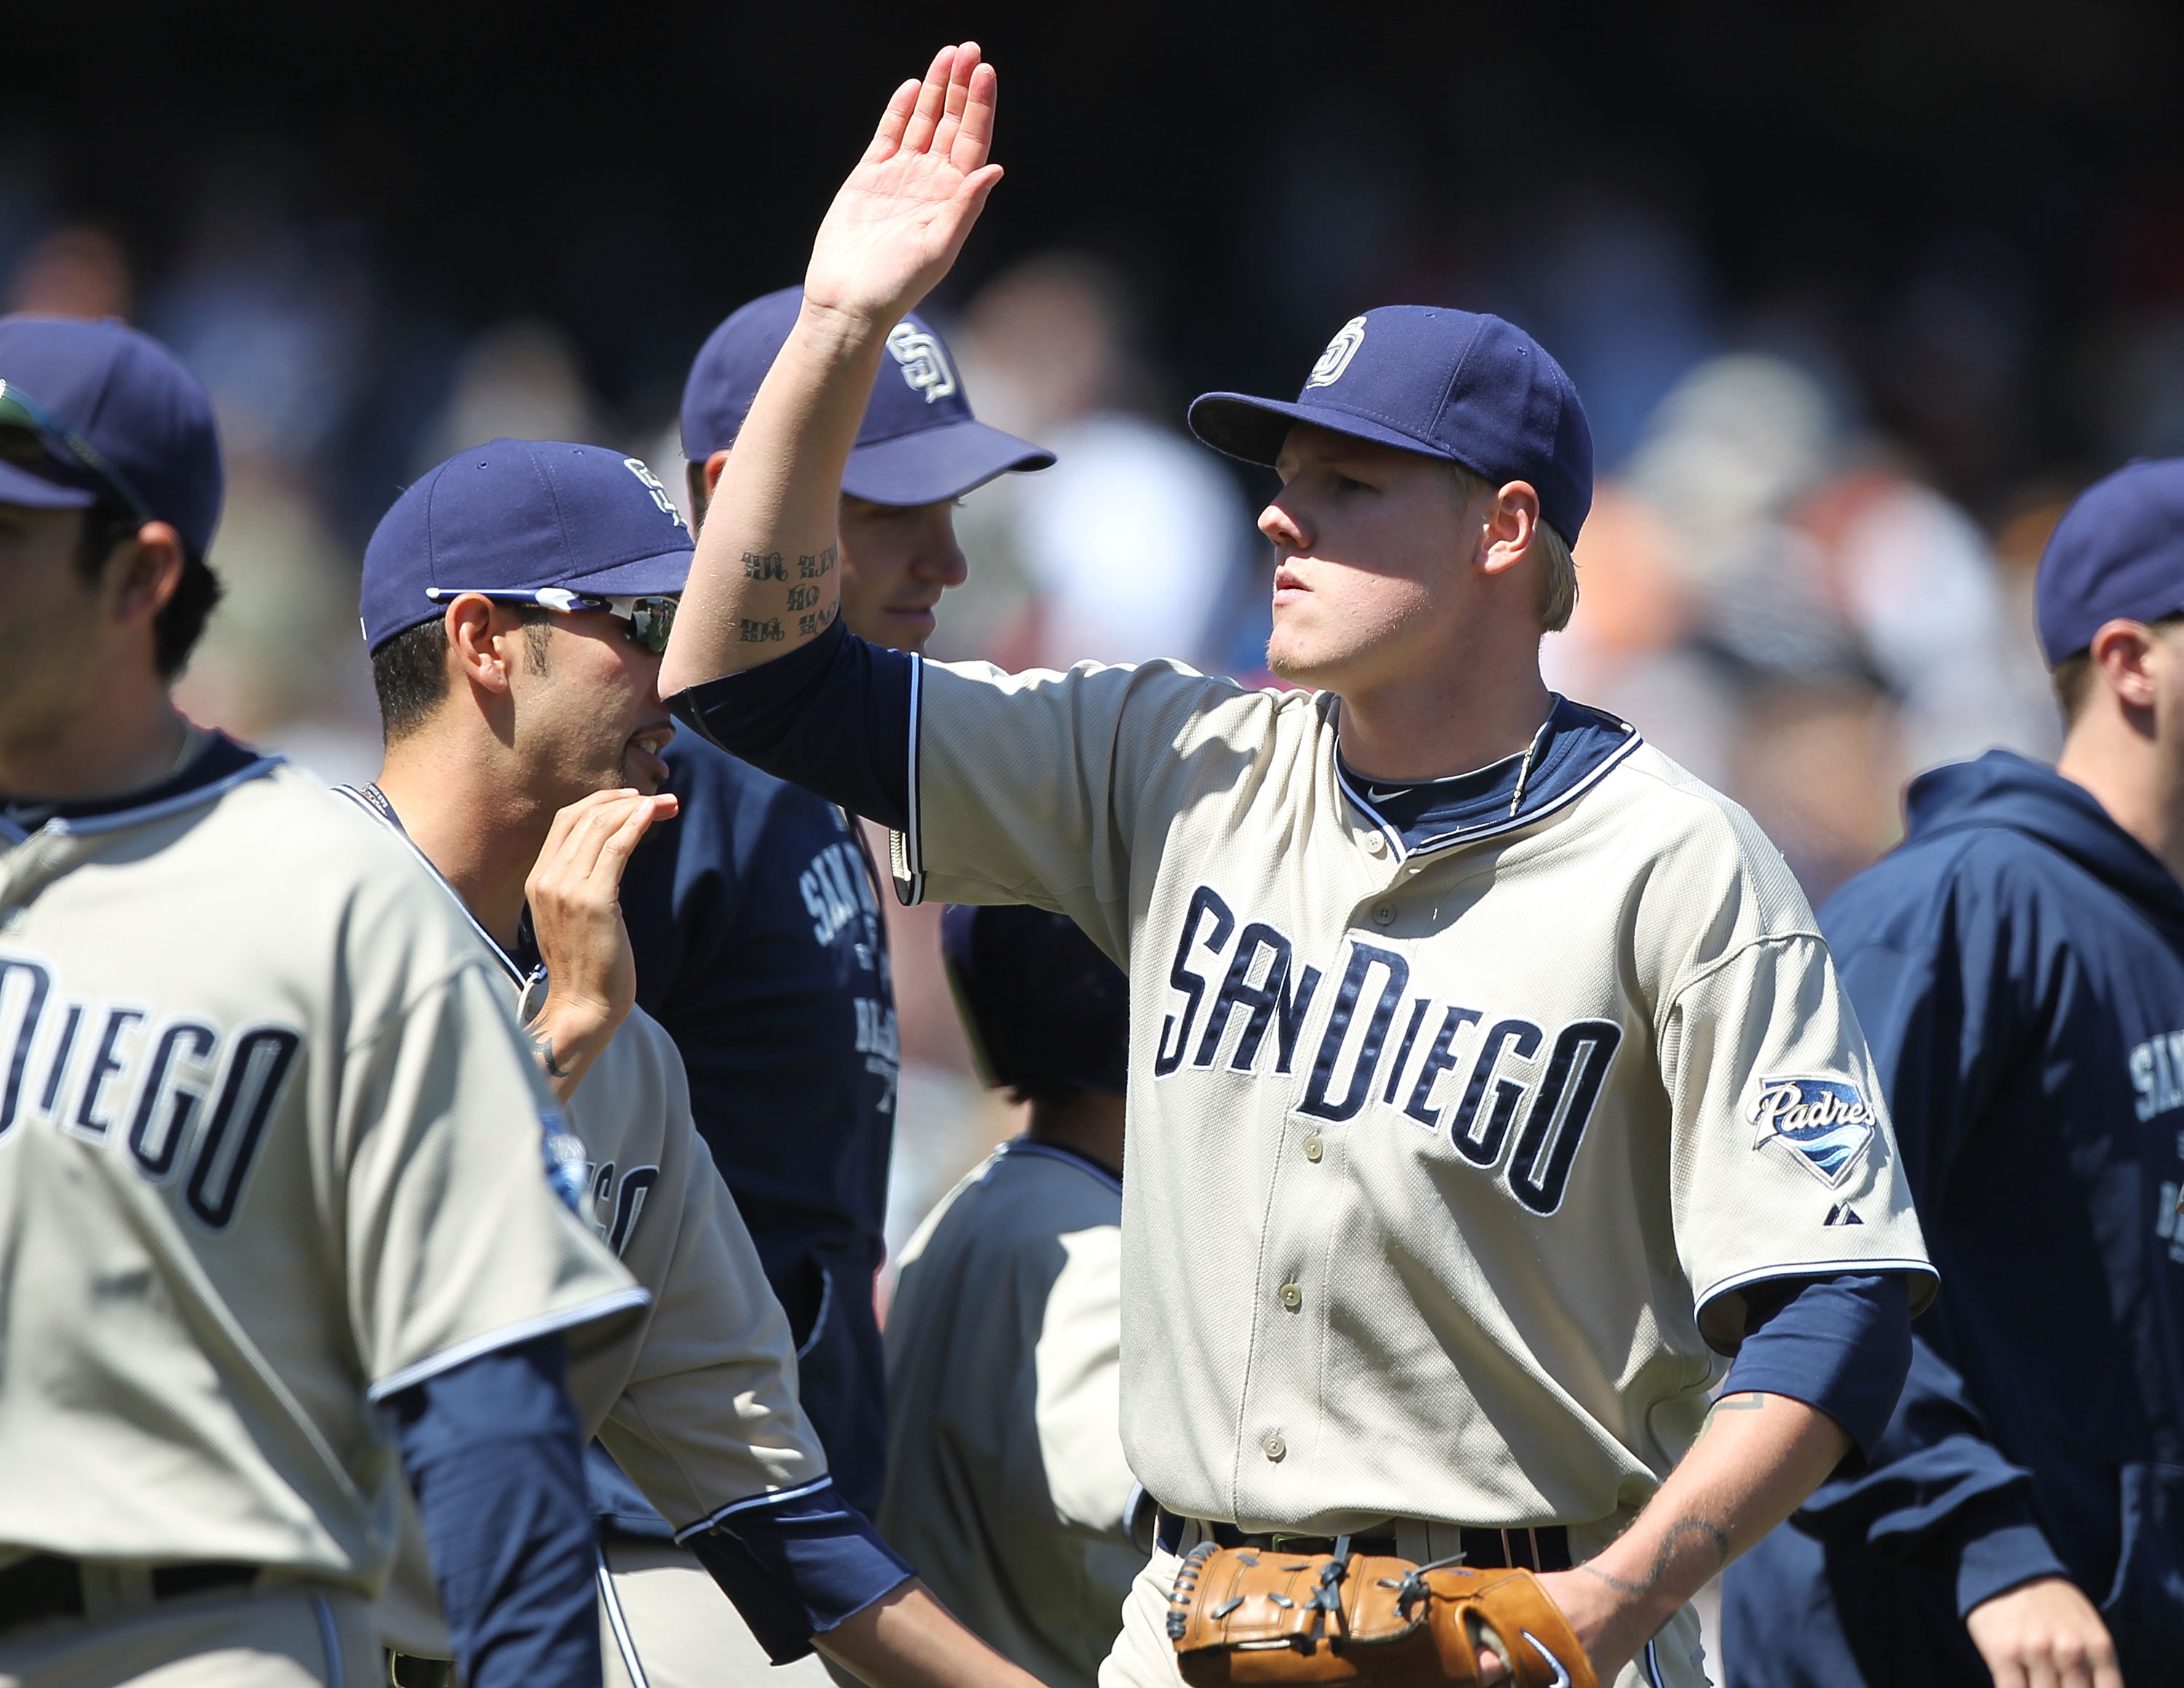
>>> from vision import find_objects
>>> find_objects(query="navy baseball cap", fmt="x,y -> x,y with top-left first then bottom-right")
362,438 -> 695,653
0,315 -> 223,558
681,286 -> 1054,505
2035,459 -> 2184,666
941,903 -> 1128,1099
1189,305 -> 1594,545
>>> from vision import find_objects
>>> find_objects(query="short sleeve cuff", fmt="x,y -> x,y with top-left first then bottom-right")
681,1480 -> 911,1663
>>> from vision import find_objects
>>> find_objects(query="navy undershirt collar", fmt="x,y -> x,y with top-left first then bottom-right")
1,732 -> 261,834
1337,695 -> 1638,857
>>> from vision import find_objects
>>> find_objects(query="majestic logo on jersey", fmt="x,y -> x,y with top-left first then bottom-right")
0,953 -> 300,1231
1747,1076 -> 1877,1188
1305,315 -> 1368,389
621,457 -> 689,530
885,323 -> 958,403
1151,886 -> 1623,1215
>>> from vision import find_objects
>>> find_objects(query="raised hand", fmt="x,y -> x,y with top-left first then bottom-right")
523,787 -> 678,1102
804,42 -> 1002,329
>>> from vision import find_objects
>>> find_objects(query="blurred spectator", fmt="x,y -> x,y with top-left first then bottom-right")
1502,191 -> 1720,469
949,253 -> 1251,673
1551,352 -> 2060,902
7,225 -> 131,320
149,159 -> 371,470
170,459 -> 381,787
423,317 -> 606,464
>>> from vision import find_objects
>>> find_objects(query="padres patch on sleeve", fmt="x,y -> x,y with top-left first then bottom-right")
1746,1075 -> 1879,1188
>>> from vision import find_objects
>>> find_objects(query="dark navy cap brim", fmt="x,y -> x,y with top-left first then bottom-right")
1188,392 -> 1468,472
0,458 -> 96,512
559,544 -> 695,599
842,419 -> 1054,506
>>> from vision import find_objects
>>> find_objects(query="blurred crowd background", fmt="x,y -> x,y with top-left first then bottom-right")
11,0 -> 2184,1250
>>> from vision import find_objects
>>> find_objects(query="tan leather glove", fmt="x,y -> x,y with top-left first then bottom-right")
1166,1542 -> 1597,1688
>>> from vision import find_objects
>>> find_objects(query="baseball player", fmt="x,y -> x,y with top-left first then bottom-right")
881,903 -> 1136,1688
1722,462 -> 2184,1687
656,46 -> 1942,1688
594,285 -> 1052,1577
348,436 -> 1046,1688
0,322 -> 646,1688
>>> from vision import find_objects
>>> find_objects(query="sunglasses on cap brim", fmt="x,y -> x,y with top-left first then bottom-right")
0,379 -> 154,522
423,585 -> 680,654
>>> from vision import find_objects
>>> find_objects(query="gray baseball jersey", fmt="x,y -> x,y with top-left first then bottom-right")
887,658 -> 1935,1539
339,789 -> 830,1657
882,1140 -> 1139,1688
0,757 -> 644,1588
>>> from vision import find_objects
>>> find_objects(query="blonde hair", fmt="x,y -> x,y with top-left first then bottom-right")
1449,462 -> 1578,632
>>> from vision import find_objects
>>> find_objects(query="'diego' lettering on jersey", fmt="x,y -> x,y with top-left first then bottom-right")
1151,887 -> 1624,1216
0,951 -> 300,1231
582,1159 -> 661,1257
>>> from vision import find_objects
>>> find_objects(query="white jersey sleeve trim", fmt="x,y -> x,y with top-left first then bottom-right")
895,652 -> 927,907
670,1473 -> 839,1540
1692,1257 -> 1939,1321
365,1285 -> 652,1402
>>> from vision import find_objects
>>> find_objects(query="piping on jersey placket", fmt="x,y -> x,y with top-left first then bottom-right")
332,783 -> 536,996
1333,711 -> 1642,875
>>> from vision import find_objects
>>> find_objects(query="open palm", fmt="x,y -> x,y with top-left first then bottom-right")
806,42 -> 1003,327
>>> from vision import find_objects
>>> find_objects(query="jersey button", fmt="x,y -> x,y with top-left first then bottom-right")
1263,1434 -> 1288,1462
1278,1282 -> 1303,1312
1363,832 -> 1387,856
1302,1132 -> 1324,1162
1371,902 -> 1396,926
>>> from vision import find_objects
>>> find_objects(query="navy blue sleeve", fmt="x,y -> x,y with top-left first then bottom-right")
682,1480 -> 913,1663
391,1336 -> 600,1688
1791,1335 -> 2071,1615
666,619 -> 914,830
1719,1273 -> 1912,1464
1803,864 -> 2071,1612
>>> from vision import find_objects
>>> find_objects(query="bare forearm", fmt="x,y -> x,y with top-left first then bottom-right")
663,44 -> 1002,691
1527,1392 -> 1849,1679
817,1580 -> 1042,1688
660,304 -> 878,692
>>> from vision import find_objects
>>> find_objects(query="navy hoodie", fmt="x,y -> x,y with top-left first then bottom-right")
1722,752 -> 2184,1685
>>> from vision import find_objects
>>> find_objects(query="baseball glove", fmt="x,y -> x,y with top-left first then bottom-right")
1166,1542 -> 1597,1688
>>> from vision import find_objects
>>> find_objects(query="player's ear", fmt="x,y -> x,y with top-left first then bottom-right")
106,520 -> 186,627
443,594 -> 518,698
2087,618 -> 2161,714
1475,481 -> 1540,581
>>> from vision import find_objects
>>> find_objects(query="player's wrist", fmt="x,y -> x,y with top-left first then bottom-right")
792,293 -> 898,358
528,991 -> 623,1099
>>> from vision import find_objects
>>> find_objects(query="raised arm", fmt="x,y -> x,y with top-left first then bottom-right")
659,43 -> 1003,695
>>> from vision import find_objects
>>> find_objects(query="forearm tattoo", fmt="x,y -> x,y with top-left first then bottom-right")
1580,1516 -> 1733,1596
534,1033 -> 572,1080
743,551 -> 786,580
798,545 -> 836,578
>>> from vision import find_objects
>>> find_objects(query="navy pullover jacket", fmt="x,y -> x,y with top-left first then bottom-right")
587,731 -> 898,1529
1722,751 -> 2184,1686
